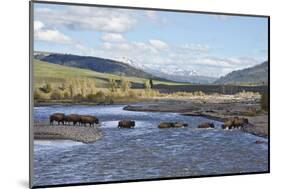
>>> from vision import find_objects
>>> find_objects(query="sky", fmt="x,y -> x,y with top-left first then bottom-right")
33,3 -> 268,78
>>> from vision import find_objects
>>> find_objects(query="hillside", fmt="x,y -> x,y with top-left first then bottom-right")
33,59 -> 184,88
214,61 -> 268,85
34,52 -> 161,80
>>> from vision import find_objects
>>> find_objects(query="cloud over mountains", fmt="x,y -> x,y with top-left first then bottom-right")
34,4 -> 268,78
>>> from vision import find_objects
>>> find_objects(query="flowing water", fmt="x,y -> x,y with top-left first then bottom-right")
33,105 -> 268,186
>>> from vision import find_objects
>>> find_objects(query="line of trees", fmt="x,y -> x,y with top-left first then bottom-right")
34,77 -> 156,102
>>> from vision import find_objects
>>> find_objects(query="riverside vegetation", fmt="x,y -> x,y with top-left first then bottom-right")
33,60 -> 211,105
33,58 -> 269,137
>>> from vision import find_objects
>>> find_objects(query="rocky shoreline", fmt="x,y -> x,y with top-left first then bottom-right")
123,95 -> 268,137
34,125 -> 103,143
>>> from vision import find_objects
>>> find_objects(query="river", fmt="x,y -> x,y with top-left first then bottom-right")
32,104 -> 268,186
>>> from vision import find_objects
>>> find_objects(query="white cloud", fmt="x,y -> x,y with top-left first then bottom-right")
35,6 -> 138,33
188,56 -> 260,77
213,14 -> 230,21
182,43 -> 211,53
101,33 -> 125,42
34,20 -> 44,31
146,11 -> 157,20
34,20 -> 72,44
35,29 -> 72,44
96,38 -> 261,77
149,39 -> 169,50
145,10 -> 168,24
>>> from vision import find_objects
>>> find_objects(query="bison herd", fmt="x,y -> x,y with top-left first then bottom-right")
49,113 -> 249,130
50,113 -> 99,126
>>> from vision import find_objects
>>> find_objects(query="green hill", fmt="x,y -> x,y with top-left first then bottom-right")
214,61 -> 268,85
33,59 -> 184,89
34,52 -> 160,80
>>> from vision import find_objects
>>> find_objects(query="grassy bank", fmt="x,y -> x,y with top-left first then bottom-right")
34,59 -> 186,88
33,59 -> 193,104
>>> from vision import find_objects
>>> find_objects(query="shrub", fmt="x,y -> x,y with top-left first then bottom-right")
58,83 -> 66,91
86,93 -> 96,102
260,92 -> 268,111
144,80 -> 151,91
95,91 -> 106,99
34,90 -> 42,100
50,90 -> 62,100
193,91 -> 205,96
128,90 -> 137,98
74,93 -> 84,101
109,79 -> 118,92
40,83 -> 52,93
149,79 -> 153,88
86,91 -> 106,102
109,99 -> 114,104
120,78 -> 131,92
63,91 -> 70,99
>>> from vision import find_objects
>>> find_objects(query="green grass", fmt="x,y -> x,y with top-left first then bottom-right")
33,59 -> 186,88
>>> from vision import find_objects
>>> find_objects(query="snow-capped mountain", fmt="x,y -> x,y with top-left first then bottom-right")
116,57 -> 145,70
117,56 -> 217,84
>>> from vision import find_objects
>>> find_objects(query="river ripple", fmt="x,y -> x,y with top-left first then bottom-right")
33,105 -> 268,186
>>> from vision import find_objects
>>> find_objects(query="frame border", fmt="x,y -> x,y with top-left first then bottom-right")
29,1 -> 270,188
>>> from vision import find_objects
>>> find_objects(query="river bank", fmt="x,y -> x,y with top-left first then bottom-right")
123,94 -> 268,137
34,124 -> 103,143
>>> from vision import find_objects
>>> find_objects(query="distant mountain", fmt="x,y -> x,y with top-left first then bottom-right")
116,57 -> 216,84
214,61 -> 268,85
148,69 -> 217,84
34,52 -> 217,84
34,52 -> 160,80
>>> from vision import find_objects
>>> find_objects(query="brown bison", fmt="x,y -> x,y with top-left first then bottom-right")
158,122 -> 174,128
80,115 -> 99,126
49,113 -> 66,125
222,117 -> 249,129
255,140 -> 267,144
221,120 -> 233,129
198,122 -> 215,129
174,122 -> 188,128
118,120 -> 135,128
65,114 -> 81,126
233,117 -> 248,127
158,122 -> 188,128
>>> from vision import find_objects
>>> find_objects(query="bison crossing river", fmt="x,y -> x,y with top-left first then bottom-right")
50,113 -> 249,130
50,113 -> 99,126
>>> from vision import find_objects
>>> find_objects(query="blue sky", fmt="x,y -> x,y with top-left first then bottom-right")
34,3 -> 268,77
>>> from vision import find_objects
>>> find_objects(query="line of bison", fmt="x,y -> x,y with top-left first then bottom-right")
49,113 -> 249,130
50,113 -> 99,126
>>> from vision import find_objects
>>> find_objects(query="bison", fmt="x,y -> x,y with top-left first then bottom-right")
233,117 -> 248,127
80,115 -> 99,126
174,122 -> 188,128
221,120 -> 233,129
222,117 -> 249,129
158,122 -> 188,128
158,122 -> 174,128
118,120 -> 135,128
198,122 -> 215,129
49,113 -> 66,125
65,114 -> 81,126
